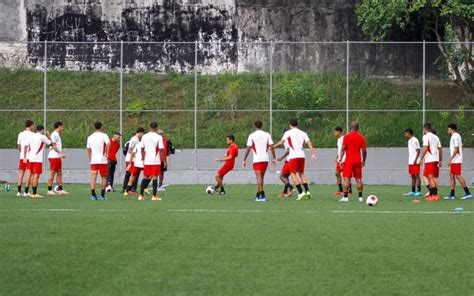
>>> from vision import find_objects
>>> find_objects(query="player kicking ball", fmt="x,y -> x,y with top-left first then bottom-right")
444,123 -> 472,200
243,121 -> 277,202
87,122 -> 110,201
419,123 -> 442,201
214,135 -> 238,195
276,140 -> 295,198
403,128 -> 421,196
273,119 -> 316,201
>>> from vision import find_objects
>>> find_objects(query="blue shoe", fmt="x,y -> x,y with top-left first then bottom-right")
414,192 -> 422,196
99,196 -> 107,201
403,191 -> 416,196
255,197 -> 266,202
443,195 -> 455,200
461,193 -> 473,200
91,196 -> 98,201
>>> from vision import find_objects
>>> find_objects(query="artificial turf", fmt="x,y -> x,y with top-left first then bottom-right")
1,184 -> 473,295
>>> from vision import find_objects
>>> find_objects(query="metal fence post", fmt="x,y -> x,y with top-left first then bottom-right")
422,40 -> 426,127
43,40 -> 47,128
269,41 -> 273,136
119,41 -> 124,172
346,40 -> 350,132
194,41 -> 198,172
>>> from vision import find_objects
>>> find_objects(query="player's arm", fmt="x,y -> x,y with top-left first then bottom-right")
217,155 -> 233,162
160,149 -> 167,168
87,148 -> 92,161
339,146 -> 346,163
414,148 -> 420,164
361,147 -> 367,167
242,146 -> 252,167
278,149 -> 289,162
448,146 -> 459,164
141,146 -> 145,161
23,142 -> 29,163
306,140 -> 316,161
438,146 -> 443,167
270,145 -> 277,165
273,140 -> 284,148
419,145 -> 428,163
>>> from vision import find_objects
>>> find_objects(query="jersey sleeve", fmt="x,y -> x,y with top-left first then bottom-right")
268,134 -> 274,145
104,134 -> 110,145
414,139 -> 420,150
281,131 -> 289,142
86,137 -> 91,149
422,135 -> 428,146
231,145 -> 238,157
246,135 -> 252,147
17,134 -> 21,145
361,136 -> 367,149
42,135 -> 51,145
452,135 -> 459,148
303,132 -> 310,143
158,137 -> 164,149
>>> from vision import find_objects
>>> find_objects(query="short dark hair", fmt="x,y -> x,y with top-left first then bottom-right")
431,128 -> 437,135
25,120 -> 34,128
334,127 -> 343,132
94,122 -> 102,130
448,123 -> 457,130
289,119 -> 298,127
255,120 -> 263,129
405,128 -> 414,135
136,127 -> 145,133
37,125 -> 44,131
150,122 -> 158,129
423,123 -> 431,130
227,134 -> 235,142
54,121 -> 63,129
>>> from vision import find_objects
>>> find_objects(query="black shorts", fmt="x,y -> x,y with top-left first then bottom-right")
161,163 -> 167,172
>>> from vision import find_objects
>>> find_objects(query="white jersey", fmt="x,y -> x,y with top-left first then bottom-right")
48,130 -> 62,159
281,128 -> 310,160
27,133 -> 51,163
450,132 -> 463,164
87,132 -> 110,164
337,136 -> 346,162
422,132 -> 441,163
133,142 -> 144,168
125,135 -> 140,162
407,137 -> 420,164
142,132 -> 164,165
247,130 -> 273,163
17,130 -> 34,160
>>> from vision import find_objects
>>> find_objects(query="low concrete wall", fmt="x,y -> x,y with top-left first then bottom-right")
1,148 -> 473,186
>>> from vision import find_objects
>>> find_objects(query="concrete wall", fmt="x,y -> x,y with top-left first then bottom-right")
1,148 -> 473,186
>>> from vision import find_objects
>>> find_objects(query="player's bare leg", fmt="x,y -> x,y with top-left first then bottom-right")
356,178 -> 364,202
90,170 -> 99,200
31,174 -> 41,198
214,174 -> 225,194
338,177 -> 351,202
335,171 -> 343,195
454,174 -> 472,199
254,170 -> 265,200
125,173 -> 139,196
279,173 -> 294,197
151,175 -> 161,201
47,170 -> 57,195
25,170 -> 32,195
298,172 -> 311,199
426,174 -> 439,201
17,169 -> 26,195
139,176 -> 152,201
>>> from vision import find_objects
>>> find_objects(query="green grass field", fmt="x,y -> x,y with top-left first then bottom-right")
1,184 -> 473,295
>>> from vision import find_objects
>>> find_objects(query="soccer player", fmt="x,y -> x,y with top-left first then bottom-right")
106,132 -> 121,192
124,140 -> 144,195
419,123 -> 442,201
47,122 -> 67,195
87,122 -> 110,201
139,122 -> 166,201
273,119 -> 316,201
243,120 -> 277,201
334,127 -> 345,195
157,130 -> 168,191
338,121 -> 367,203
403,128 -> 421,196
24,125 -> 54,198
214,135 -> 238,195
276,141 -> 295,198
444,123 -> 472,200
17,120 -> 35,196
122,128 -> 145,193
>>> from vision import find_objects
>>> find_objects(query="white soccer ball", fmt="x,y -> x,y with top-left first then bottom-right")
206,186 -> 215,194
53,185 -> 60,193
366,195 -> 378,206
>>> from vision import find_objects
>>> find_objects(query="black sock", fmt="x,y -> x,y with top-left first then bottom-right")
159,182 -> 162,187
58,185 -> 63,191
283,184 -> 289,194
417,186 -> 421,192
18,185 -> 21,193
338,183 -> 343,192
411,186 -> 415,192
91,189 -> 96,197
101,189 -> 106,197
358,192 -> 363,198
220,186 -> 225,193
33,187 -> 37,194
433,188 -> 438,195
25,187 -> 29,194
450,189 -> 455,196
296,184 -> 303,194
256,192 -> 260,198
427,185 -> 430,191
126,185 -> 132,192
261,191 -> 265,198
464,187 -> 471,195
349,184 -> 352,193
343,192 -> 348,198
303,183 -> 309,192
141,179 -> 151,195
48,186 -> 52,191
214,184 -> 219,190
152,179 -> 158,195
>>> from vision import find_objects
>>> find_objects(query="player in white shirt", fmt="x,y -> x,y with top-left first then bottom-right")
122,128 -> 145,193
16,120 -> 35,197
419,123 -> 443,201
445,123 -> 472,200
403,128 -> 421,196
273,119 -> 316,201
47,122 -> 67,196
124,141 -> 144,196
23,125 -> 54,198
276,136 -> 295,198
139,122 -> 166,201
87,122 -> 110,201
242,121 -> 277,201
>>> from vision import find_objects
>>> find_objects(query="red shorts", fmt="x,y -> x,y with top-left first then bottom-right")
91,164 -> 108,177
336,162 -> 343,173
131,166 -> 143,177
253,162 -> 268,172
450,163 -> 461,175
217,164 -> 234,177
49,158 -> 62,171
30,162 -> 43,174
289,158 -> 305,174
342,161 -> 362,179
143,165 -> 161,177
408,164 -> 420,175
19,159 -> 29,170
423,162 -> 439,177
281,161 -> 291,176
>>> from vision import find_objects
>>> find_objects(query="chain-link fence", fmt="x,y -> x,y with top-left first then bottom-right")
0,41 -> 472,171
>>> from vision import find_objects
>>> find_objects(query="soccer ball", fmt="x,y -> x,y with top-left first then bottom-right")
206,186 -> 215,194
366,195 -> 378,206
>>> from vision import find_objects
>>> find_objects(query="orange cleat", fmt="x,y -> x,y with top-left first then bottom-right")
431,195 -> 441,201
151,195 -> 162,201
138,195 -> 145,201
335,191 -> 343,195
127,191 -> 138,196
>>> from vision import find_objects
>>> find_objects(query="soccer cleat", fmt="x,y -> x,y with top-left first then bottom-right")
443,195 -> 455,200
305,191 -> 312,200
358,197 -> 363,203
127,191 -> 138,196
426,195 -> 440,201
338,197 -> 349,202
91,196 -> 98,201
47,190 -> 57,196
403,192 -> 416,196
255,197 -> 266,202
31,194 -> 43,199
123,192 -> 128,196
296,193 -> 307,201
22,192 -> 28,197
16,192 -> 22,197
287,188 -> 295,197
138,195 -> 145,201
219,191 -> 226,195
99,196 -> 107,201
335,191 -> 343,195
157,186 -> 166,192
424,191 -> 430,197
461,193 -> 473,200
144,189 -> 151,195
277,193 -> 287,198
57,190 -> 70,195
414,192 -> 422,196
151,196 -> 162,201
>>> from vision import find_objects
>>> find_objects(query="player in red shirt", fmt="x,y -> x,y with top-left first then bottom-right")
214,135 -> 238,195
106,132 -> 121,192
338,122 -> 367,203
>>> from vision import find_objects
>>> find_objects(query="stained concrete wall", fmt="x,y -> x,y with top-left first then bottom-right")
1,148 -> 473,186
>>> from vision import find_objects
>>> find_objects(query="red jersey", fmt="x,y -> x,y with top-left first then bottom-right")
225,143 -> 239,167
342,131 -> 366,163
108,140 -> 120,161
161,137 -> 168,162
